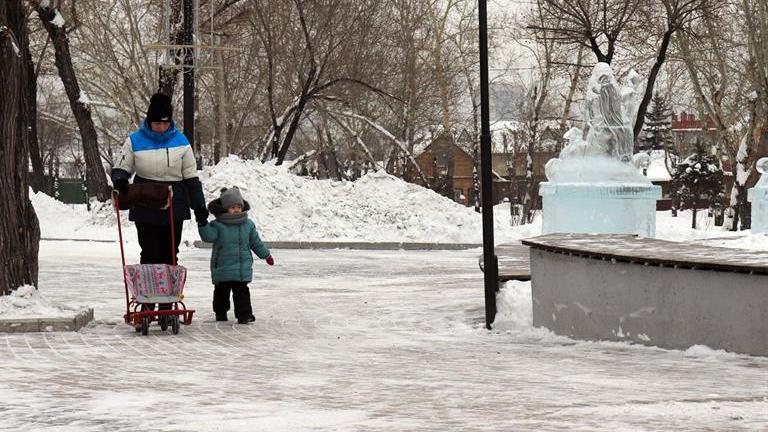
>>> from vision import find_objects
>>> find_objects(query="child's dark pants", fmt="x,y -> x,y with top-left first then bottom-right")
213,281 -> 253,320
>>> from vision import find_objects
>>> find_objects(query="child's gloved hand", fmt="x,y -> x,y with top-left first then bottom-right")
265,255 -> 274,266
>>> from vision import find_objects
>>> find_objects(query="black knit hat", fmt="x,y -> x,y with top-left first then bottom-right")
146,93 -> 173,122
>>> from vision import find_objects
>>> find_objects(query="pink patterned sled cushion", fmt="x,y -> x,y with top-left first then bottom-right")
124,264 -> 187,303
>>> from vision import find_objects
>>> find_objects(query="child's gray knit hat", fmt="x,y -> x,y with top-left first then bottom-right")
220,187 -> 244,209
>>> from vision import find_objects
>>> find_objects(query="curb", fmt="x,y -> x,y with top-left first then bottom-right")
193,240 -> 482,251
42,237 -> 116,243
0,308 -> 94,333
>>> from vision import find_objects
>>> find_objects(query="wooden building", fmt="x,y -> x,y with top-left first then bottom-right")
413,129 -> 560,207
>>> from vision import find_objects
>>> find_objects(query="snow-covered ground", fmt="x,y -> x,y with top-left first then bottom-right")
1,243 -> 767,431
5,159 -> 767,429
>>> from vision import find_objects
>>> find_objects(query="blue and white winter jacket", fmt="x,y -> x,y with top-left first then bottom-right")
111,120 -> 205,224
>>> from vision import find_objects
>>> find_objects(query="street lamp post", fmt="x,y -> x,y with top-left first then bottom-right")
182,0 -> 195,150
479,0 -> 498,330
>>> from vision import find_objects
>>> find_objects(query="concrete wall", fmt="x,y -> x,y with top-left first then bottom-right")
530,248 -> 768,356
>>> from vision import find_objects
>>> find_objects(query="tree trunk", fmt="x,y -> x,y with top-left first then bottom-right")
559,46 -> 584,143
633,28 -> 674,140
0,1 -> 41,295
276,95 -> 309,165
158,0 -> 184,96
523,130 -> 537,223
691,206 -> 698,229
275,62 -> 317,165
34,3 -> 110,202
22,35 -> 44,192
213,48 -> 229,164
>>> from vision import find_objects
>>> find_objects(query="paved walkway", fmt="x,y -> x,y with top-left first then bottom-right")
1,242 -> 767,431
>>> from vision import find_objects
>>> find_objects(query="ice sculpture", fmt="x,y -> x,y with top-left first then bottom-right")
583,63 -> 635,161
748,157 -> 768,233
539,63 -> 661,237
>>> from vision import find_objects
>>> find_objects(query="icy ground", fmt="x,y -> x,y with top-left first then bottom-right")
1,241 -> 767,431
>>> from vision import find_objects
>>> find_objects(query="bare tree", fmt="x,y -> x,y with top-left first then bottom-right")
30,0 -> 110,201
531,0 -> 711,141
31,0 -> 508,192
741,0 -> 768,203
531,0 -> 642,64
0,0 -> 41,295
631,0 -> 713,139
234,0 -> 398,166
673,0 -> 751,228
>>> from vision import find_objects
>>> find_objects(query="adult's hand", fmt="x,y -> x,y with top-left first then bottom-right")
113,178 -> 128,195
265,255 -> 274,266
194,207 -> 209,226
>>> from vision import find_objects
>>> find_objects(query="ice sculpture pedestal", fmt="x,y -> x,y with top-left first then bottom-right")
539,183 -> 662,237
748,186 -> 768,233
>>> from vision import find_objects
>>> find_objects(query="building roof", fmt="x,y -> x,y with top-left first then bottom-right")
671,111 -> 717,131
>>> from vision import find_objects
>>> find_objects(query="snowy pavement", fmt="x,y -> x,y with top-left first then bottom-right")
1,241 -> 768,431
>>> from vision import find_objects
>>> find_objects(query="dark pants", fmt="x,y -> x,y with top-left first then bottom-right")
136,221 -> 183,265
136,221 -> 184,311
213,281 -> 253,320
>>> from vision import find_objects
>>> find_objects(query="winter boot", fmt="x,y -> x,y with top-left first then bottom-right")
237,315 -> 255,324
216,313 -> 228,322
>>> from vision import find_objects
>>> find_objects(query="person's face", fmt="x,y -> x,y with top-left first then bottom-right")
227,204 -> 243,214
150,121 -> 171,133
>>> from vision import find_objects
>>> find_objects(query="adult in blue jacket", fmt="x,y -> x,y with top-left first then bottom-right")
111,93 -> 208,264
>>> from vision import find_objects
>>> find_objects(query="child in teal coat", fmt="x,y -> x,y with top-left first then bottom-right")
198,187 -> 274,324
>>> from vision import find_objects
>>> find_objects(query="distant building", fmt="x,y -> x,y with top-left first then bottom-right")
413,125 -> 562,208
413,132 -> 506,206
671,111 -> 718,154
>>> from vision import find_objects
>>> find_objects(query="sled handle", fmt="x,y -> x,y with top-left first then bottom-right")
168,188 -> 176,266
113,192 -> 130,318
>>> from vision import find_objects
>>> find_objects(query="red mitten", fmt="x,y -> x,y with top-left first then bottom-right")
265,255 -> 274,266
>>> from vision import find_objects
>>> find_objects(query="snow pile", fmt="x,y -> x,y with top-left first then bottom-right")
198,156 -> 517,243
492,280 -> 533,331
492,281 -> 562,341
30,189 -> 116,240
642,150 -> 675,182
684,345 -> 739,360
0,285 -> 82,319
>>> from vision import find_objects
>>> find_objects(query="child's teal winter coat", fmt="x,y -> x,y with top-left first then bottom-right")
198,199 -> 270,283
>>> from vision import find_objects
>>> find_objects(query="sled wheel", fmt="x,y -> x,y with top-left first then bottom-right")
141,316 -> 149,336
159,315 -> 168,331
171,315 -> 180,335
